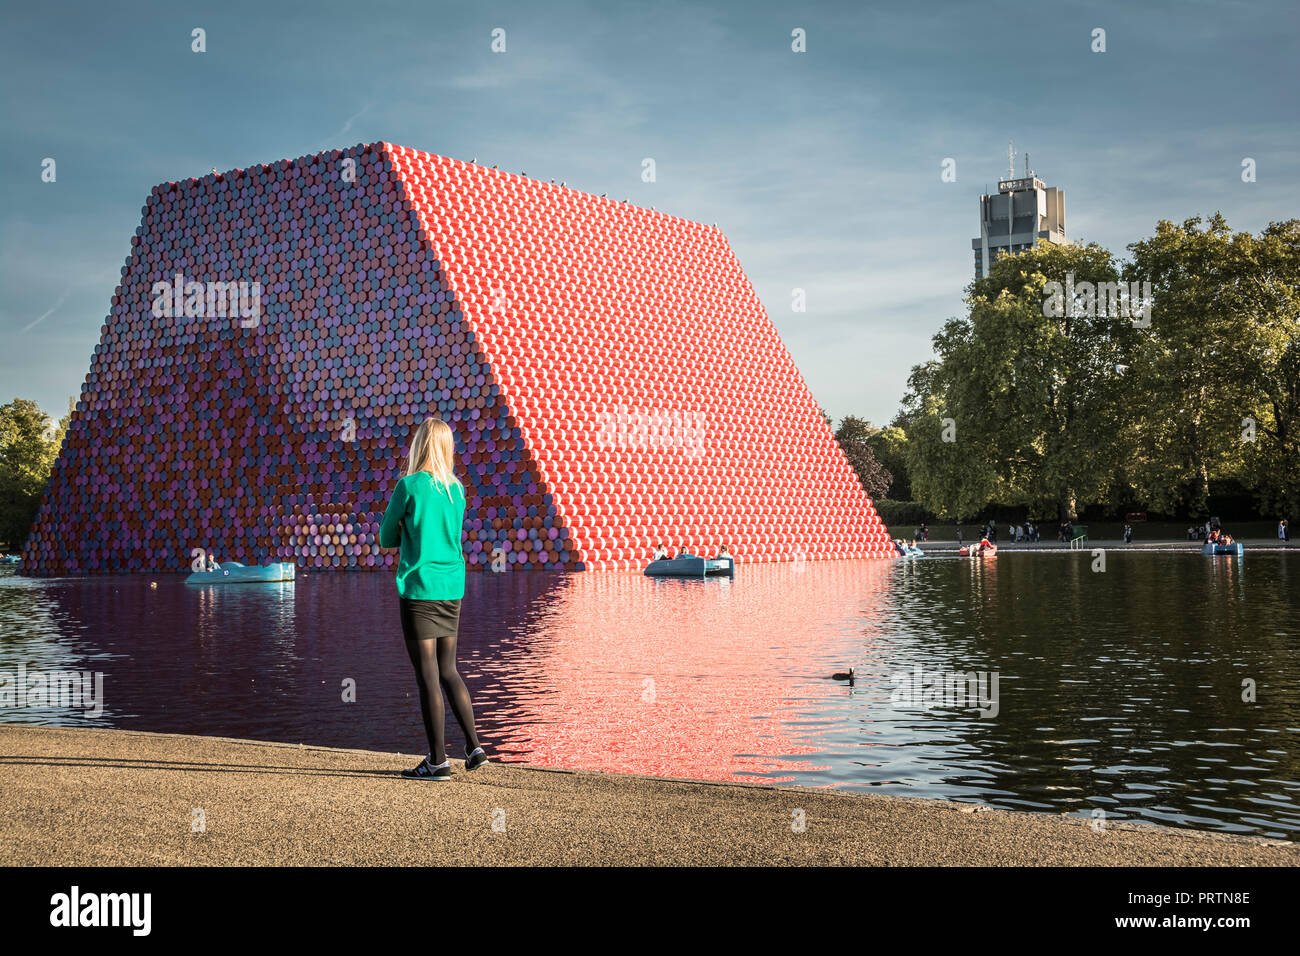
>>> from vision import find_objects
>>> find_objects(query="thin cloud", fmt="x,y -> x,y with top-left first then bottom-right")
12,266 -> 121,335
320,103 -> 372,150
20,291 -> 70,334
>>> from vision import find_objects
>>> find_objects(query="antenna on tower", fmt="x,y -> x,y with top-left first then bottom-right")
1025,152 -> 1030,177
1008,140 -> 1015,181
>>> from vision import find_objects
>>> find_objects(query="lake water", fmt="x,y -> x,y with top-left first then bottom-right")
1,551 -> 1296,838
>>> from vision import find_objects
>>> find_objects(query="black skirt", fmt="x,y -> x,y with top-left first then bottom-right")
399,597 -> 462,642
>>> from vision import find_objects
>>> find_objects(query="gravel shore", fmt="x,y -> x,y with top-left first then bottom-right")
1,725 -> 1293,866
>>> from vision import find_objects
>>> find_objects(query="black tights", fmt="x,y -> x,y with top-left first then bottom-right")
404,634 -> 480,765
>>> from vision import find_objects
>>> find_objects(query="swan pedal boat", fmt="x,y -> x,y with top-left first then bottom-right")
1202,542 -> 1243,556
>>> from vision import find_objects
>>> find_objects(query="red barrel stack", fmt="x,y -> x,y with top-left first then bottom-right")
20,142 -> 894,576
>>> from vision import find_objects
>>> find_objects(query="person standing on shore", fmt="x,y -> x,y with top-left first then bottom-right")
380,418 -> 488,782
1124,523 -> 1133,544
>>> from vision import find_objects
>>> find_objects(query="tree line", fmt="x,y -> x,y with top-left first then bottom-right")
832,215 -> 1299,523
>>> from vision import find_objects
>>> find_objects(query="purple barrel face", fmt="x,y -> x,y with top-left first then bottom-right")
22,143 -> 579,576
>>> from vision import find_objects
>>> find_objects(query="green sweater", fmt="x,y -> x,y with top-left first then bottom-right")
379,471 -> 467,600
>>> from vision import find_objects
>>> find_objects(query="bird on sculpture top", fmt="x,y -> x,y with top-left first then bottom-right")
491,164 -> 498,169
600,192 -> 607,198
470,157 -> 477,164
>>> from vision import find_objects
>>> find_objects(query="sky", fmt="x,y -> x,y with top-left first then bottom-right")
2,0 -> 1298,427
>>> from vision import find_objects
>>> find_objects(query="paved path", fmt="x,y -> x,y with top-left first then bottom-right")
1,726 -> 1293,866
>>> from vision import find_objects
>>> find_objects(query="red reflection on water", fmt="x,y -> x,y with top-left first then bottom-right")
470,560 -> 894,783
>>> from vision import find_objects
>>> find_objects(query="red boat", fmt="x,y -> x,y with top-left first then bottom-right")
958,544 -> 997,557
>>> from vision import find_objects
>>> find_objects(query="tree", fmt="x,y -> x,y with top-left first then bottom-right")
1123,216 -> 1300,516
0,399 -> 67,551
898,358 -> 999,520
900,242 -> 1137,521
833,416 -> 893,499
1122,216 -> 1253,514
1224,219 -> 1300,516
866,425 -> 911,500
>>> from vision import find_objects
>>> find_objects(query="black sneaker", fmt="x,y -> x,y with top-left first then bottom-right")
401,757 -> 451,781
464,747 -> 489,771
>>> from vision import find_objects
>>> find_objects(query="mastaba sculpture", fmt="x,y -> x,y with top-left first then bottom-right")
22,142 -> 893,575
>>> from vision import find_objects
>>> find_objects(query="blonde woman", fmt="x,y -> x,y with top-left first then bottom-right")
380,418 -> 487,781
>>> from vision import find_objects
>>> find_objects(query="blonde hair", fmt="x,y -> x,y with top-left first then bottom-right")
406,418 -> 462,498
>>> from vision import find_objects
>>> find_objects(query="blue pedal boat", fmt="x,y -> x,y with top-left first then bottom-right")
185,561 -> 296,584
644,553 -> 735,578
1202,542 -> 1243,556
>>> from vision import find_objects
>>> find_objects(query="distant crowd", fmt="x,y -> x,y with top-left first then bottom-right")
911,517 -> 1293,549
1186,519 -> 1290,542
